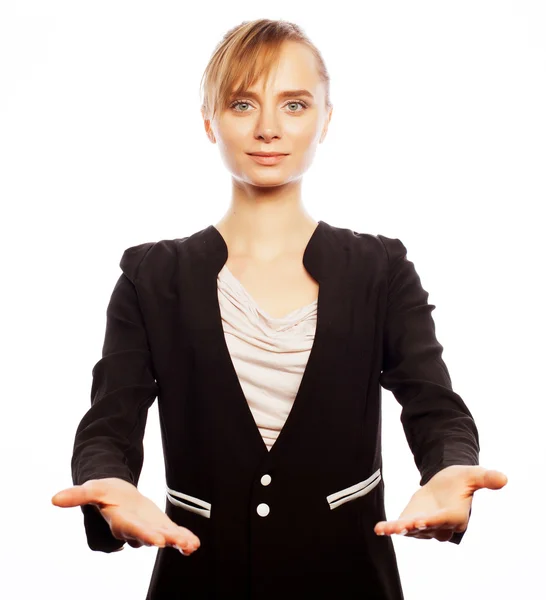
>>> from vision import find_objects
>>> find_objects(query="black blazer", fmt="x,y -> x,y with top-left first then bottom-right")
71,220 -> 480,600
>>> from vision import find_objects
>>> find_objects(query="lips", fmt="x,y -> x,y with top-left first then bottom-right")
248,154 -> 288,165
248,153 -> 288,157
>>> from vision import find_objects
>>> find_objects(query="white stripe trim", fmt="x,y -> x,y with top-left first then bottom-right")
327,468 -> 381,510
165,486 -> 211,518
165,486 -> 211,509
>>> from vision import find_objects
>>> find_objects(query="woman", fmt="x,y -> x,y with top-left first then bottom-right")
51,18 -> 507,599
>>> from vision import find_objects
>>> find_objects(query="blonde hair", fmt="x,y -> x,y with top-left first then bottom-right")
200,19 -> 332,122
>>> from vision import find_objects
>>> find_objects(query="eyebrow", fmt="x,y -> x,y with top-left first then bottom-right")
229,89 -> 315,101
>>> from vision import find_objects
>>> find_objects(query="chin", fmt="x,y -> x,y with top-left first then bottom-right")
235,170 -> 289,184
245,178 -> 289,188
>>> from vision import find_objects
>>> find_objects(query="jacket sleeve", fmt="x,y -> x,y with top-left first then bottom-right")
377,235 -> 480,545
71,242 -> 159,552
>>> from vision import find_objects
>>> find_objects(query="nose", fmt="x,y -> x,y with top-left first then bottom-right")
256,128 -> 280,142
254,106 -> 281,142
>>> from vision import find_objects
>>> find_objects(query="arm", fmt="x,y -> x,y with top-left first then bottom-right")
71,242 -> 158,552
377,236 -> 480,544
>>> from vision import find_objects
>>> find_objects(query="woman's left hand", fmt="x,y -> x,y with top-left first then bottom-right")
374,465 -> 508,542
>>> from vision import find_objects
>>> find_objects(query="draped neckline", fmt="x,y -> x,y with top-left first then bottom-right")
218,263 -> 318,326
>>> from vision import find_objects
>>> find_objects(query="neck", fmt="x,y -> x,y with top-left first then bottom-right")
215,179 -> 318,261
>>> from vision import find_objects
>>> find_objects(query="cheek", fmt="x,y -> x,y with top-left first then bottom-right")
216,137 -> 243,169
286,120 -> 322,148
217,119 -> 253,144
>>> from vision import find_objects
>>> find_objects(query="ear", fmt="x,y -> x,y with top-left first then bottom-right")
201,107 -> 216,144
319,106 -> 333,144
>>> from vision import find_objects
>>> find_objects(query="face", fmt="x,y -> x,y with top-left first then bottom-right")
202,41 -> 333,188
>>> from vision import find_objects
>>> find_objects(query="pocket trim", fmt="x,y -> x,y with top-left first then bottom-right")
326,468 -> 381,510
165,485 -> 211,519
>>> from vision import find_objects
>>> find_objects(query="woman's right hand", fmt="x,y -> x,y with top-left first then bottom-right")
51,477 -> 201,555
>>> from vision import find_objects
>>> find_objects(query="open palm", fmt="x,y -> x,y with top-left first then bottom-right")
374,465 -> 508,541
52,477 -> 200,554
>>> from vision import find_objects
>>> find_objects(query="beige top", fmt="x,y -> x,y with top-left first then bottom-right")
217,264 -> 318,451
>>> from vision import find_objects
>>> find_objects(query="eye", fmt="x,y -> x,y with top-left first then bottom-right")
229,100 -> 252,112
229,100 -> 308,113
285,101 -> 308,112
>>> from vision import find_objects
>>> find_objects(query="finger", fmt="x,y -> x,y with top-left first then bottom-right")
375,510 -> 434,534
51,485 -> 98,508
157,522 -> 200,545
378,525 -> 429,537
112,516 -> 168,547
386,510 -> 457,534
417,510 -> 468,532
113,514 -> 200,553
374,514 -> 451,535
114,515 -> 196,551
375,518 -> 425,536
130,524 -> 197,552
400,529 -> 436,539
406,527 -> 453,541
468,467 -> 508,492
138,532 -> 168,547
56,479 -> 116,510
156,525 -> 201,553
487,469 -> 508,489
402,525 -> 456,541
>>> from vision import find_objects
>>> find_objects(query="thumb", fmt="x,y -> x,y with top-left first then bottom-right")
51,485 -> 95,508
468,467 -> 508,492
484,469 -> 509,490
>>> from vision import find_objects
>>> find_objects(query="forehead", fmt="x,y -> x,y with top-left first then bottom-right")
235,41 -> 320,95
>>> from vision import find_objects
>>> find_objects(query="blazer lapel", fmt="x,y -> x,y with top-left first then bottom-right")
189,221 -> 351,459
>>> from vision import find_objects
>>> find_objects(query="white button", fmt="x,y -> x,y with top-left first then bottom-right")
257,503 -> 270,517
260,474 -> 272,486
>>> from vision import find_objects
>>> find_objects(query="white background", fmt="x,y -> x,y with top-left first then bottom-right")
1,1 -> 544,598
